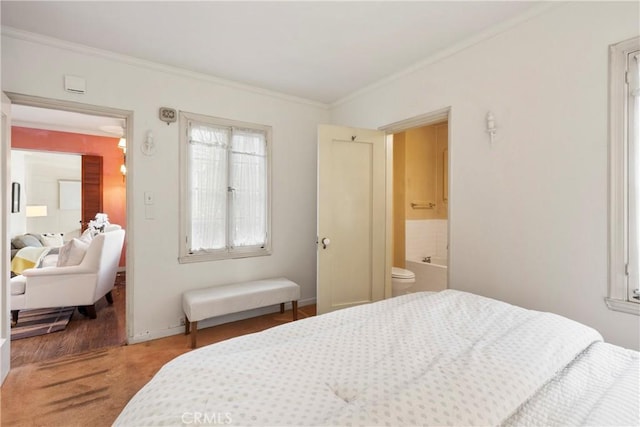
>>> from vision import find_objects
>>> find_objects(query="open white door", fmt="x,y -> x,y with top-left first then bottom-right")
317,125 -> 386,314
1,93 -> 12,384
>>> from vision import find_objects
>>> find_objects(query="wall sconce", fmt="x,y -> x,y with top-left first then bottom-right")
141,130 -> 155,156
26,205 -> 48,217
118,137 -> 127,179
486,111 -> 497,144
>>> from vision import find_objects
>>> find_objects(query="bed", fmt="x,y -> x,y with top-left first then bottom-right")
114,290 -> 639,426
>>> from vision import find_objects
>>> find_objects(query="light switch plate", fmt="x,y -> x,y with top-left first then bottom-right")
145,205 -> 155,220
144,191 -> 154,205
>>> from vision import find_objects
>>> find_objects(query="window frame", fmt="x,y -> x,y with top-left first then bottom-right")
607,36 -> 640,315
178,111 -> 272,263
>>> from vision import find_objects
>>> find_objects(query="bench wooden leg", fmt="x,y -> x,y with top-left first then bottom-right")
185,318 -> 190,335
280,302 -> 285,313
105,291 -> 114,305
190,321 -> 198,349
292,300 -> 298,321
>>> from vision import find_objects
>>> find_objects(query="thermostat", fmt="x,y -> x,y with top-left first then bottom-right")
159,107 -> 177,124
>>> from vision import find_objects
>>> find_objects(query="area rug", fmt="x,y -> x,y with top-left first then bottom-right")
11,307 -> 75,340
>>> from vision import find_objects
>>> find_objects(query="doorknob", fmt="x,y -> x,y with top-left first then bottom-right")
321,237 -> 331,249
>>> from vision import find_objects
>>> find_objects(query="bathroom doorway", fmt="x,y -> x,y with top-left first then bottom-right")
388,117 -> 449,296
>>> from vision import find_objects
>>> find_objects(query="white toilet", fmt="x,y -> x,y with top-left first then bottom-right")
392,266 -> 415,296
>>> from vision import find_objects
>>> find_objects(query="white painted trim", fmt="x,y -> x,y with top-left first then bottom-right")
0,337 -> 6,385
605,298 -> 640,315
608,36 -> 640,314
332,3 -> 558,108
379,108 -> 450,134
128,297 -> 317,344
384,134 -> 393,299
2,27 -> 328,110
128,325 -> 186,344
178,111 -> 273,263
4,92 -> 138,339
5,92 -> 132,120
1,92 -> 12,385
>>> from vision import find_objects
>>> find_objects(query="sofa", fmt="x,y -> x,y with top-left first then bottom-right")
11,232 -> 64,258
10,233 -> 64,277
11,229 -> 125,323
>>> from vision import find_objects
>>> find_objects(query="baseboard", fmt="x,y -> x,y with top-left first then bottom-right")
128,326 -> 184,344
127,297 -> 317,345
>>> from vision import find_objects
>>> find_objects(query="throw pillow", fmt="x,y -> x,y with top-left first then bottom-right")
26,233 -> 46,245
11,234 -> 43,249
79,228 -> 94,244
56,238 -> 90,267
41,233 -> 64,247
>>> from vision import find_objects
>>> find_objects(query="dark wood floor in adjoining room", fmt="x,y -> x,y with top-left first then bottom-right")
11,271 -> 128,368
1,294 -> 316,427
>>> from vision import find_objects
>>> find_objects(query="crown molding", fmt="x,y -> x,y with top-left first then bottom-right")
332,2 -> 559,108
1,27 -> 329,110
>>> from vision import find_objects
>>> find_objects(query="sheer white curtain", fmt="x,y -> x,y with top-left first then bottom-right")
189,123 -> 229,252
230,128 -> 267,247
188,123 -> 267,252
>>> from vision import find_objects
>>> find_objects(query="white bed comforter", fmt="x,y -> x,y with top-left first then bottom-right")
505,340 -> 639,426
115,290 -> 637,426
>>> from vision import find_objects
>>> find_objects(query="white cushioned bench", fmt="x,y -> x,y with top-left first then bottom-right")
182,277 -> 300,348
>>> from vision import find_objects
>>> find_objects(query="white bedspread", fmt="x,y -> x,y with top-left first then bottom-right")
115,290 -> 636,426
504,341 -> 639,426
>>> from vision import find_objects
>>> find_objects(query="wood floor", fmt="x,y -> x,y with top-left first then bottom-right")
1,296 -> 316,426
10,271 -> 127,368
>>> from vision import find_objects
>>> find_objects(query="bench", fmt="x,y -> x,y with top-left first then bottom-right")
182,277 -> 301,348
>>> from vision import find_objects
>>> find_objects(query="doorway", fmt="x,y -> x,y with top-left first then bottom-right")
315,109 -> 451,313
391,121 -> 449,296
380,108 -> 451,298
3,94 -> 133,368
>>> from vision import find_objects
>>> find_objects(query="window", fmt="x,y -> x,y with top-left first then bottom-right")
608,37 -> 640,314
179,112 -> 271,262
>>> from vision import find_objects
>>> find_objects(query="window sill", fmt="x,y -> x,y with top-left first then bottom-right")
179,248 -> 271,264
605,297 -> 640,315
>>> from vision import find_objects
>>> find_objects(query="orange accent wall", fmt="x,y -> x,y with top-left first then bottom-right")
12,127 -> 127,267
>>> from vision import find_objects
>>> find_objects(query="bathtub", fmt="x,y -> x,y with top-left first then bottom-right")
405,257 -> 447,292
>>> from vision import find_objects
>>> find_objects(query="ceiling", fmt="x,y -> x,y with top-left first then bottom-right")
1,1 -> 542,105
11,104 -> 125,137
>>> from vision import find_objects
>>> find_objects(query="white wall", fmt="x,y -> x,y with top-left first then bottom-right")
22,151 -> 81,238
331,2 -> 640,350
2,33 -> 328,342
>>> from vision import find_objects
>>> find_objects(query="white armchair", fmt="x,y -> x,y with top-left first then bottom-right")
10,229 -> 125,324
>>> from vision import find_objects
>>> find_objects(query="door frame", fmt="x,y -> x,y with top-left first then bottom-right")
378,107 -> 452,297
1,93 -> 12,383
2,92 -> 134,344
